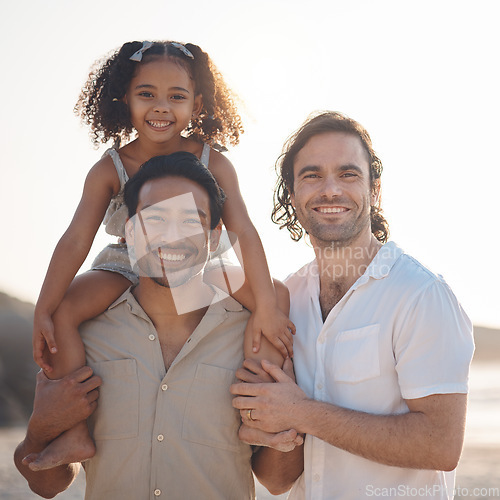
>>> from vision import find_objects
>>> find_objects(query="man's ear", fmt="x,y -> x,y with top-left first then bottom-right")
209,222 -> 222,252
192,94 -> 203,118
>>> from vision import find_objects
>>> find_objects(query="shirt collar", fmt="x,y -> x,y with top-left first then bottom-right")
108,287 -> 150,322
306,241 -> 404,293
109,287 -> 133,310
363,241 -> 404,280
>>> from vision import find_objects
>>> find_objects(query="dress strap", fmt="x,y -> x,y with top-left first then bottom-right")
200,143 -> 211,167
104,148 -> 129,188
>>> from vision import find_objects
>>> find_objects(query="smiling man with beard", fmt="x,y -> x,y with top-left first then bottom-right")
231,112 -> 475,499
14,152 -> 297,500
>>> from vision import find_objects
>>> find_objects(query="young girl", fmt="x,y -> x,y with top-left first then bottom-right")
29,40 -> 295,471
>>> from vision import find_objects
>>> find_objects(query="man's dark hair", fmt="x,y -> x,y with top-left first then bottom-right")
124,152 -> 226,229
272,111 -> 389,243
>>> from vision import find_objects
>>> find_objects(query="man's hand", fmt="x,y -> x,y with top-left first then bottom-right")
235,358 -> 305,493
236,358 -> 304,452
231,358 -> 309,434
29,366 -> 101,444
233,358 -> 304,451
239,425 -> 303,452
236,358 -> 275,383
14,366 -> 101,498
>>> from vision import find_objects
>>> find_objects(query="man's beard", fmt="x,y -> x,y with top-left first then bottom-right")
296,197 -> 372,248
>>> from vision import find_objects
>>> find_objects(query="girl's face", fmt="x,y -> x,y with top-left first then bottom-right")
124,56 -> 202,146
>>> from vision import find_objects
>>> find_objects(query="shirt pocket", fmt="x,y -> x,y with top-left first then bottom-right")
182,363 -> 242,453
332,324 -> 380,383
90,358 -> 139,440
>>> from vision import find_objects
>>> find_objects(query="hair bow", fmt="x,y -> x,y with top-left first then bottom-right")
129,41 -> 153,62
170,42 -> 194,59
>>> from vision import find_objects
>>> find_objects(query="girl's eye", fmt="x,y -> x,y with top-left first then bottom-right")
184,219 -> 201,225
172,94 -> 187,101
139,91 -> 154,98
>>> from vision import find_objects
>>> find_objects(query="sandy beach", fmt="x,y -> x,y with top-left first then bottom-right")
1,427 -> 499,499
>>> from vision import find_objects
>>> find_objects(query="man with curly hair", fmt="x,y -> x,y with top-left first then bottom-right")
232,112 -> 475,499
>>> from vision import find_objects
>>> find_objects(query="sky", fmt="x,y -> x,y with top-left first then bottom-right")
1,0 -> 499,328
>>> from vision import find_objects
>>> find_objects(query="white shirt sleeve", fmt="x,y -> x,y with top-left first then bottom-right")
393,278 -> 474,400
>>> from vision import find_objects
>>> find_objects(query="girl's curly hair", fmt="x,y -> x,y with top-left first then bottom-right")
272,111 -> 390,243
74,41 -> 243,149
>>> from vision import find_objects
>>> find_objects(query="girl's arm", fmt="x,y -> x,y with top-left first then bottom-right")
242,280 -> 292,367
34,157 -> 119,361
208,153 -> 295,358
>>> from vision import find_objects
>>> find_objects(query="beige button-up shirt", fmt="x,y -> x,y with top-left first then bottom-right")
80,288 -> 254,500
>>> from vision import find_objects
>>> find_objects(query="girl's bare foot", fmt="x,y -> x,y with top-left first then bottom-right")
23,421 -> 95,471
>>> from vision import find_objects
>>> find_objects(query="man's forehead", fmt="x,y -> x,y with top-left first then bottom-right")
137,177 -> 211,217
294,132 -> 369,171
139,192 -> 198,213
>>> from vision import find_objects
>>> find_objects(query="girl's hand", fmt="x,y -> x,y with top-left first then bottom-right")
33,311 -> 57,372
251,306 -> 295,358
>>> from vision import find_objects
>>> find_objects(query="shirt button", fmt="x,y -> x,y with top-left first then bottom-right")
161,384 -> 168,391
157,434 -> 164,442
317,383 -> 323,390
313,473 -> 320,482
154,489 -> 161,496
149,334 -> 156,341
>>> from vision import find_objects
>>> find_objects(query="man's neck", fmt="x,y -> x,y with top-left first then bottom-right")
133,276 -> 213,328
132,276 -> 214,369
312,231 -> 382,321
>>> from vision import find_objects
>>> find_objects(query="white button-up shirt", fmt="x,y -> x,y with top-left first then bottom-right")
286,242 -> 474,500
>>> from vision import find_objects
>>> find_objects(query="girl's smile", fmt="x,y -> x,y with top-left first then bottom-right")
147,120 -> 173,130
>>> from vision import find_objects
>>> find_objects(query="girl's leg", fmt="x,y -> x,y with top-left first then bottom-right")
47,270 -> 132,378
27,270 -> 131,471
